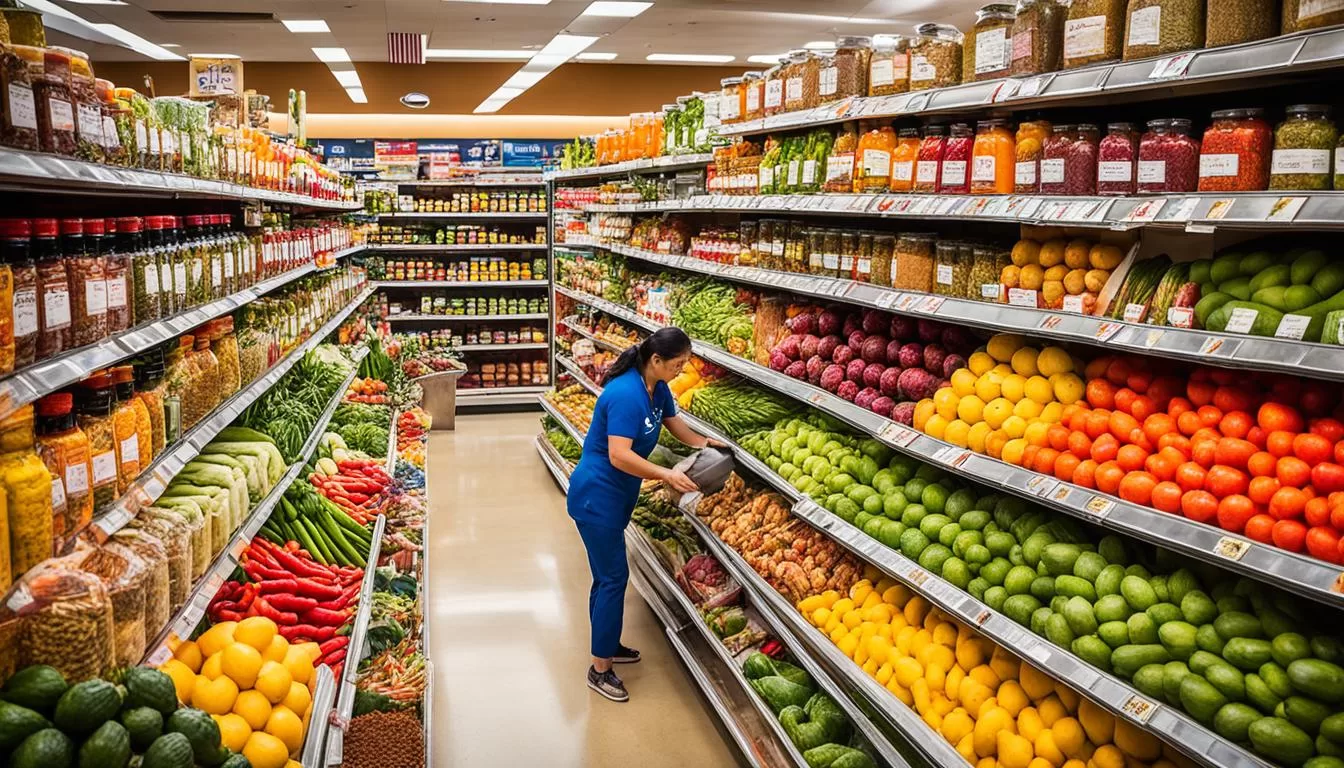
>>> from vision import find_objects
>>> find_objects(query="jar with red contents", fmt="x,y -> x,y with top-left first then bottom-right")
939,124 -> 974,195
1198,108 -> 1272,192
913,125 -> 946,194
1137,118 -> 1200,193
1038,123 -> 1074,195
1096,122 -> 1138,195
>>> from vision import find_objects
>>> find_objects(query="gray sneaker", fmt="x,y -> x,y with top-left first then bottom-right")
587,667 -> 629,702
613,644 -> 641,664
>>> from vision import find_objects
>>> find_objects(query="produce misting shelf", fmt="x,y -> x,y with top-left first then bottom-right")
141,346 -> 370,665
92,284 -> 378,537
363,244 -> 548,252
534,433 -> 572,490
456,342 -> 549,352
378,212 -> 547,220
553,284 -> 1344,611
0,263 -> 359,423
324,514 -> 388,766
582,241 -> 1344,381
387,313 -> 549,322
714,27 -> 1344,138
0,147 -> 363,210
374,280 -> 549,289
545,153 -> 715,182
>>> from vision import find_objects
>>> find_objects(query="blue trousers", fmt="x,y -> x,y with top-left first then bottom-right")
575,521 -> 628,659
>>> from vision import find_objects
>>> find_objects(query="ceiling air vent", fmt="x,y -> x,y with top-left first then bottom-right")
401,92 -> 431,109
149,11 -> 277,23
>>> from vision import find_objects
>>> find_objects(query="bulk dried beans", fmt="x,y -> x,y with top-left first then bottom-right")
1122,0 -> 1205,61
1062,0 -> 1125,69
1270,104 -> 1336,191
1097,122 -> 1138,195
1137,118 -> 1200,193
343,710 -> 425,768
1206,0 -> 1277,46
1198,108 -> 1271,192
1010,0 -> 1064,76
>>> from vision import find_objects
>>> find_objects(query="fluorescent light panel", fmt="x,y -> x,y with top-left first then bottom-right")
748,53 -> 786,64
311,47 -> 351,63
646,53 -> 734,63
160,43 -> 181,48
423,48 -> 534,59
66,0 -> 128,4
576,52 -> 617,60
282,19 -> 330,33
472,33 -> 596,114
444,0 -> 551,4
190,53 -> 241,58
804,40 -> 836,49
345,87 -> 368,104
581,1 -> 651,17
535,33 -> 599,59
332,70 -> 362,87
91,23 -> 185,60
503,70 -> 549,89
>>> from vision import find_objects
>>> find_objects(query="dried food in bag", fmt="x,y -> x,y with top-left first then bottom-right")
1,450 -> 52,578
77,544 -> 147,668
110,531 -> 169,645
14,563 -> 115,681
868,35 -> 910,96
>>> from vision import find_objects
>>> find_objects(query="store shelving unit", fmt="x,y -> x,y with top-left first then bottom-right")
324,513 -> 388,766
387,313 -> 549,322
457,385 -> 551,407
374,279 -> 548,288
534,433 -> 573,489
380,212 -> 546,220
544,152 -> 714,182
456,342 -> 548,352
364,243 -> 547,252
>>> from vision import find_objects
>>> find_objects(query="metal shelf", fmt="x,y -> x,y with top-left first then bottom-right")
554,354 -> 605,395
545,153 -> 714,182
0,147 -> 361,210
0,264 -> 349,423
457,386 -> 550,407
594,241 -> 1344,381
457,342 -> 548,352
554,284 -> 1344,611
537,392 -> 588,445
363,243 -> 547,252
374,279 -> 548,289
380,212 -> 547,220
324,513 -> 388,767
387,313 -> 549,322
391,177 -> 544,188
534,433 -> 572,491
301,666 -> 339,768
559,316 -> 636,354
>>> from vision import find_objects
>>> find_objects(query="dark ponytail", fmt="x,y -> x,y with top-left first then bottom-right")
602,327 -> 692,385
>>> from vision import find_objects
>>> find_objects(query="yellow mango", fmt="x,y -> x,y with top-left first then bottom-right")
927,644 -> 956,672
958,677 -> 993,716
818,589 -> 841,608
955,638 -> 986,671
854,640 -> 871,667
864,604 -> 896,623
998,680 -> 1030,717
887,679 -> 914,706
1034,729 -> 1065,767
837,632 -> 860,658
895,626 -> 917,657
876,623 -> 893,641
894,657 -> 924,688
923,611 -> 944,632
955,732 -> 977,763
942,708 -> 975,745
829,624 -> 849,644
1051,717 -> 1086,758
859,623 -> 879,641
868,635 -> 893,666
904,596 -> 931,626
976,759 -> 996,768
798,594 -> 827,614
862,658 -> 879,677
925,662 -> 946,692
823,614 -> 843,635
944,665 -> 965,700
862,563 -> 881,581
921,709 -> 943,732
977,697 -> 1000,720
811,607 -> 832,627
969,664 -> 1001,690
1018,706 -> 1044,742
876,662 -> 893,686
990,647 -> 1021,682
998,730 -> 1035,768
1037,694 -> 1066,726
882,584 -> 911,606
861,591 -> 883,610
1090,744 -> 1126,768
1062,760 -> 1086,768
911,630 -> 933,660
1113,719 -> 1161,761
933,621 -> 959,647
843,610 -> 864,630
1054,684 -> 1079,712
874,577 -> 897,594
831,597 -> 856,617
848,580 -> 873,603
1029,759 -> 1055,768
911,679 -> 932,713
1020,663 -> 1056,702
974,706 -> 1015,756
1077,697 -> 1114,746
932,693 -> 957,717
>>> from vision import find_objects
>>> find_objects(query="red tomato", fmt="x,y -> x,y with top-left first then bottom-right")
1272,519 -> 1308,552
1213,438 -> 1257,470
1310,417 -> 1344,443
1269,487 -> 1308,520
1244,514 -> 1276,543
1151,481 -> 1184,514
1305,497 -> 1331,528
1312,463 -> 1344,495
1293,433 -> 1334,466
1216,494 -> 1256,534
1205,465 -> 1249,498
1277,456 -> 1312,489
1181,490 -> 1219,524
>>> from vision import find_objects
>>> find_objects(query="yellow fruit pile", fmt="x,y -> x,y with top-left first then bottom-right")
1000,239 -> 1124,314
915,334 -> 1083,458
799,567 -> 1192,768
159,617 -> 317,768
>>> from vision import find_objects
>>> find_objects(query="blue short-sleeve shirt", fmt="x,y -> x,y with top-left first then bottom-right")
567,368 -> 677,528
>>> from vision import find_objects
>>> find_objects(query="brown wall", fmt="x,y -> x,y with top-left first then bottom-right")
93,60 -> 737,118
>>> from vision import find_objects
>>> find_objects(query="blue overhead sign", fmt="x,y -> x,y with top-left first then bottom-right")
314,138 -> 563,168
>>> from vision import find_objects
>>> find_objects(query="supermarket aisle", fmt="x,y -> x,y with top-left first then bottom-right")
425,412 -> 742,768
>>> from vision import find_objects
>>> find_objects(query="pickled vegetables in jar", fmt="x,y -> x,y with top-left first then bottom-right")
854,122 -> 896,192
939,124 -> 975,195
1198,108 -> 1271,192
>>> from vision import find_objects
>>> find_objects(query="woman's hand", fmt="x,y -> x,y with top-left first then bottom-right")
661,468 -> 699,494
703,438 -> 729,449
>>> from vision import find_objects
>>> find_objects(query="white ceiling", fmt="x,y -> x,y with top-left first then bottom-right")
48,0 -> 984,65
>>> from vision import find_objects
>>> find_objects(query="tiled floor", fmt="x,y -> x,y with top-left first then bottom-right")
425,411 -> 741,767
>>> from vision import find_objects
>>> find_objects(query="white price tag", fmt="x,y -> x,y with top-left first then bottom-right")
1224,307 -> 1258,335
1143,329 -> 1165,348
1167,307 -> 1195,329
1123,198 -> 1167,223
1007,288 -> 1039,307
1083,496 -> 1116,518
919,296 -> 946,314
1025,475 -> 1060,498
1094,322 -> 1124,342
1213,536 -> 1252,562
1276,313 -> 1312,340
145,645 -> 174,666
1122,694 -> 1158,724
1039,314 -> 1064,330
1150,51 -> 1195,79
879,422 -> 919,447
1017,76 -> 1047,98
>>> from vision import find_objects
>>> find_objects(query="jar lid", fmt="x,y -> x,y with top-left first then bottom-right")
36,392 -> 73,418
1077,123 -> 1099,132
836,36 -> 872,47
60,218 -> 83,236
741,71 -> 763,81
720,77 -> 743,87
978,119 -> 1009,129
914,22 -> 962,41
787,49 -> 809,61
871,33 -> 907,48
0,219 -> 31,238
924,124 -> 946,135
1286,104 -> 1331,116
898,127 -> 921,137
83,218 -> 105,236
1167,118 -> 1193,130
143,216 -> 165,230
1107,122 -> 1135,132
116,217 -> 142,233
950,123 -> 973,135
111,365 -> 135,385
1052,123 -> 1075,132
31,218 -> 58,237
976,3 -> 1017,20
1211,107 -> 1265,120
186,215 -> 205,226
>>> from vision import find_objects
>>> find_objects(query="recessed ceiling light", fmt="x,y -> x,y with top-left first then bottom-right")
581,1 -> 652,17
646,53 -> 734,63
444,0 -> 551,4
536,33 -> 599,58
282,19 -> 330,33
346,87 -> 368,104
312,47 -> 351,63
576,52 -> 617,61
65,0 -> 127,4
764,12 -> 890,25
804,40 -> 836,50
401,92 -> 431,109
160,43 -> 181,48
332,70 -> 362,87
747,53 -> 786,64
423,48 -> 535,59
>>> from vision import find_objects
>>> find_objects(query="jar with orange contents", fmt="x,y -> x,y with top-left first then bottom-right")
1198,108 -> 1272,192
1014,119 -> 1051,193
742,72 -> 765,121
971,119 -> 1015,194
719,78 -> 743,125
890,128 -> 921,192
854,122 -> 896,192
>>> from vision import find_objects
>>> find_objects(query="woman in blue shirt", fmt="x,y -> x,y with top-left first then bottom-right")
568,327 -> 723,702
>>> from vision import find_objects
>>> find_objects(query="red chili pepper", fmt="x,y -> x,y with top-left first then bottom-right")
266,594 -> 320,613
243,561 -> 294,582
262,542 -> 335,580
253,596 -> 299,625
289,579 -> 343,599
319,635 -> 350,655
213,608 -> 246,623
301,606 -> 349,626
278,623 -> 338,642
237,587 -> 257,610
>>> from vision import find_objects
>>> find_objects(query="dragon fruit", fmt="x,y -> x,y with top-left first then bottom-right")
837,380 -> 860,402
861,335 -> 889,364
776,335 -> 802,361
855,387 -> 879,410
942,354 -> 967,379
863,363 -> 885,390
820,364 -> 846,392
817,335 -> 842,361
787,313 -> 815,336
817,310 -> 842,337
846,359 -> 867,383
861,309 -> 888,335
917,319 -> 943,343
842,313 -> 862,337
886,339 -> 904,366
783,360 -> 807,380
768,350 -> 790,372
799,334 -> 821,361
891,401 -> 916,425
897,368 -> 940,401
898,342 -> 924,369
847,330 -> 867,353
923,344 -> 947,375
806,355 -> 826,383
871,396 -> 896,418
832,345 -> 854,365
879,368 -> 902,398
890,315 -> 916,342
941,325 -> 974,352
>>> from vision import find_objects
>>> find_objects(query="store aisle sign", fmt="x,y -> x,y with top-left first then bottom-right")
189,56 -> 244,97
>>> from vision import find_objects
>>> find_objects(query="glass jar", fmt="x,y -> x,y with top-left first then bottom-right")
1123,0 -> 1205,61
110,365 -> 141,494
1097,122 -> 1139,195
763,63 -> 786,117
1015,119 -> 1051,193
62,48 -> 104,163
1040,123 -> 1075,195
821,229 -> 843,278
35,48 -> 77,157
1206,0 -> 1276,46
914,126 -> 947,194
2,8 -> 44,47
1198,108 -> 1272,192
838,233 -> 858,279
831,36 -> 871,101
934,240 -> 959,295
891,128 -> 922,192
1011,0 -> 1065,76
805,228 -> 825,275
972,245 -> 1006,302
742,72 -> 765,122
855,123 -> 896,192
1062,0 -> 1125,69
968,4 -> 1016,82
852,234 -> 874,284
2,218 -> 37,369
1138,118 -> 1200,193
1068,124 -> 1101,195
33,218 -> 70,361
1283,0 -> 1344,33
868,35 -> 911,96
76,373 -> 117,511
98,79 -> 128,167
940,123 -> 975,195
785,50 -> 820,112
972,119 -> 1015,194
212,317 -> 242,397
871,234 -> 895,287
719,77 -> 743,125
1,45 -> 41,152
785,224 -> 807,273
893,233 -> 937,292
1269,105 -> 1336,191
910,23 -> 964,91
35,392 -> 91,548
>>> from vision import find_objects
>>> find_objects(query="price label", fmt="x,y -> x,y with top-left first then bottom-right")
1008,288 -> 1039,308
875,292 -> 900,309
1276,313 -> 1312,340
1198,336 -> 1230,357
1121,694 -> 1159,724
1084,496 -> 1116,519
1164,197 -> 1201,222
1014,197 -> 1043,219
974,609 -> 992,625
1150,51 -> 1196,79
879,422 -> 920,447
227,536 -> 249,561
907,568 -> 930,586
807,391 -> 829,406
145,645 -> 174,666
903,92 -> 932,113
1213,536 -> 1252,562
894,294 -> 920,312
1267,196 -> 1308,222
991,79 -> 1021,102
918,296 -> 946,314
1025,475 -> 1060,498
1062,295 -> 1085,314
1038,314 -> 1063,331
1167,307 -> 1195,329
1122,198 -> 1167,222
1017,76 -> 1047,98
1143,329 -> 1165,348
1094,322 -> 1124,342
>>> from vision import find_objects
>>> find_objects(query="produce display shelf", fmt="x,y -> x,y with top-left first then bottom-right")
554,284 -> 1344,611
141,349 -> 368,664
715,27 -> 1344,138
537,392 -> 587,445
374,279 -> 549,289
362,243 -> 548,252
0,262 -> 338,423
92,286 -> 377,537
555,354 -> 604,395
379,211 -> 547,220
558,317 -> 633,354
327,245 -> 368,262
0,147 -> 363,210
576,191 -> 1344,231
387,313 -> 550,322
456,342 -> 549,352
419,459 -> 434,768
534,433 -> 572,491
324,514 -> 389,766
300,666 -> 340,768
594,241 -> 1344,381
545,153 -> 714,182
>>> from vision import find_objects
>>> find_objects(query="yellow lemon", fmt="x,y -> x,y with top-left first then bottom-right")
1002,415 -> 1028,440
222,643 -> 264,691
1024,376 -> 1055,406
1011,347 -> 1039,377
254,661 -> 294,705
1013,398 -> 1044,421
1001,438 -> 1028,466
197,622 -> 237,659
991,363 -> 1014,378
913,400 -> 936,432
923,414 -> 949,440
1000,373 -> 1027,403
243,731 -> 291,768
261,634 -> 290,664
1024,421 -> 1051,448
956,396 -> 986,425
973,374 -> 1001,403
934,388 -> 960,421
173,640 -> 204,673
1039,402 -> 1064,424
233,689 -> 273,731
214,713 -> 252,753
968,351 -> 995,376
1050,373 -> 1084,405
986,334 -> 1024,363
296,642 -> 322,663
967,422 -> 993,454
234,617 -> 278,653
287,761 -> 303,768
201,652 -> 224,681
950,368 -> 978,398
159,659 -> 196,705
192,675 -> 239,716
282,645 -> 314,686
264,705 -> 304,753
1036,346 -> 1073,377
944,419 -> 971,448
983,398 -> 1014,430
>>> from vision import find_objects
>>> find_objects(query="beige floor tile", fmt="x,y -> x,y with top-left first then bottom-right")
426,412 -> 743,768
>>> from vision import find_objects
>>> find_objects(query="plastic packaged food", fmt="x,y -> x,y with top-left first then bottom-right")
135,353 -> 167,457
1014,119 -> 1051,193
871,234 -> 895,287
1,45 -> 41,152
718,77 -> 742,125
1138,118 -> 1200,192
1062,0 -> 1125,69
64,218 -> 108,348
972,245 -> 1006,301
2,219 -> 37,368
14,564 -> 114,681
890,128 -> 921,192
116,217 -> 154,326
183,332 -> 220,429
35,393 -> 91,549
838,232 -> 857,280
855,123 -> 895,192
212,317 -> 242,396
1198,108 -> 1272,192
77,544 -> 147,668
783,50 -> 819,112
968,4 -> 1016,81
33,218 -> 71,360
0,402 -> 32,454
63,48 -> 104,163
76,372 -> 118,511
820,229 -> 842,277
971,119 -> 1015,194
1205,0 -> 1276,45
824,123 -> 858,193
868,35 -> 910,96
1123,0 -> 1205,61
829,36 -> 871,101
2,9 -> 44,47
939,123 -> 974,195
127,512 -> 190,612
35,48 -> 76,157
109,532 -> 168,643
1010,0 -> 1065,76
914,125 -> 947,193
1283,0 -> 1344,32
0,447 -> 52,579
893,233 -> 936,292
1097,122 -> 1139,195
909,23 -> 964,90
98,79 -> 128,167
762,63 -> 786,117
1269,104 -> 1336,191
